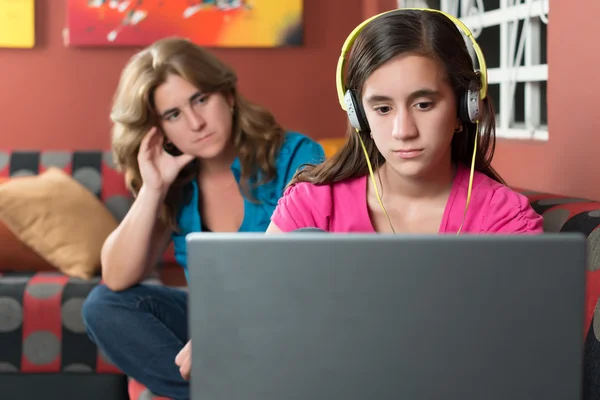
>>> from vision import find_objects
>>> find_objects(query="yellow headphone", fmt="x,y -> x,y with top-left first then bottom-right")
336,8 -> 488,235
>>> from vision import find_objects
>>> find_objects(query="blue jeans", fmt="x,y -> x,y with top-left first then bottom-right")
82,284 -> 189,400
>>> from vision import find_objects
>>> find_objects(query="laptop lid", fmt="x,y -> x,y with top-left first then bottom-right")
187,233 -> 586,400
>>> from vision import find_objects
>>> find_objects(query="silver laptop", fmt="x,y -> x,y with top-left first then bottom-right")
186,232 -> 586,400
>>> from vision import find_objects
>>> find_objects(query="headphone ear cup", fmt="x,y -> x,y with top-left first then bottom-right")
460,89 -> 483,123
458,92 -> 471,124
344,90 -> 371,133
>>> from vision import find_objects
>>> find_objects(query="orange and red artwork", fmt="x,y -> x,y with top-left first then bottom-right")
65,0 -> 303,47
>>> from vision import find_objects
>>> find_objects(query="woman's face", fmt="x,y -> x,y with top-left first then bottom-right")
153,73 -> 234,160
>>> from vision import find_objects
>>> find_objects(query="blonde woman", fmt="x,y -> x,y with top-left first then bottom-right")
82,37 -> 324,400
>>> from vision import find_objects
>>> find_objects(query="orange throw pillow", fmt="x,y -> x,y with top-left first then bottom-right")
0,219 -> 56,272
0,168 -> 118,279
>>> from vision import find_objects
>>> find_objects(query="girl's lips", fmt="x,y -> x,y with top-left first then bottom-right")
392,149 -> 424,159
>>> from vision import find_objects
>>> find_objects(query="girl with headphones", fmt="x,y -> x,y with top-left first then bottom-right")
267,9 -> 543,235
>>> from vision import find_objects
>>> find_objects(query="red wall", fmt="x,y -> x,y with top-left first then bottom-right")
3,0 -> 597,201
488,0 -> 600,201
0,0 -> 364,150
378,0 -> 600,201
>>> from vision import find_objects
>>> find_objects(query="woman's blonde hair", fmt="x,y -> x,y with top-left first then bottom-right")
110,37 -> 286,230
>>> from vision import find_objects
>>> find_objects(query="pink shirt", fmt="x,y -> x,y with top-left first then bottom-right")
271,164 -> 544,234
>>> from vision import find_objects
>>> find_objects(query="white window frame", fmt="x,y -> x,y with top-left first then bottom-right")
398,0 -> 549,141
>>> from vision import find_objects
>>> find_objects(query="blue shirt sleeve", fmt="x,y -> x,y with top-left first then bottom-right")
278,133 -> 325,195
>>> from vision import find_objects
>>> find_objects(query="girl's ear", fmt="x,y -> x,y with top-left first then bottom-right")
455,118 -> 463,133
226,92 -> 235,110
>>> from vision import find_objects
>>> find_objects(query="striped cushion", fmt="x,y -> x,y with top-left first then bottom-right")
0,271 -> 160,374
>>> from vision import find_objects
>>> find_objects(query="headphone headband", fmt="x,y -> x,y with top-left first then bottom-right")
335,8 -> 488,111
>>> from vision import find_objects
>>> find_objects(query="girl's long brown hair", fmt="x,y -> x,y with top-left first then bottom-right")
290,9 -> 504,187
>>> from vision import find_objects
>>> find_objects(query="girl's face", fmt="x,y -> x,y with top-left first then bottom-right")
361,54 -> 462,180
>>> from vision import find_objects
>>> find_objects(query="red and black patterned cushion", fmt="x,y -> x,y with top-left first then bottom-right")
0,272 -> 123,373
518,190 -> 600,400
0,270 -> 174,398
128,377 -> 171,400
519,189 -> 600,332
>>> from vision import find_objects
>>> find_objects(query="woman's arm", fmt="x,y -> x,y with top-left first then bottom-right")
100,186 -> 172,291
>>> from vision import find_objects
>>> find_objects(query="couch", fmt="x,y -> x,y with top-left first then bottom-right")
0,140 -> 599,400
0,149 -> 179,400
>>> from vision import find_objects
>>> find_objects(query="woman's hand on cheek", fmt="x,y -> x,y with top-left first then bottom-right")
138,127 -> 195,194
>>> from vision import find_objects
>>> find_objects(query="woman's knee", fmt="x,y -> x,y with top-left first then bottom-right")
82,284 -> 140,334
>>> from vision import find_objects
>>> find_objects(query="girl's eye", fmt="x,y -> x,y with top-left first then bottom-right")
375,106 -> 391,115
415,102 -> 433,110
